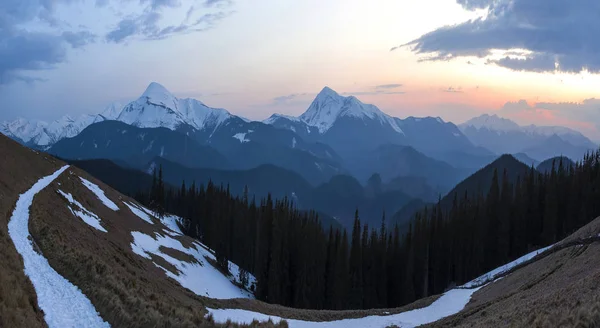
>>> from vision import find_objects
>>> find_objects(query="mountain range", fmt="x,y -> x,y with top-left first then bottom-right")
3,82 -> 598,226
459,114 -> 597,161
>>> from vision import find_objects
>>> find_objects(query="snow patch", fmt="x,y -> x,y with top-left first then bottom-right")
79,177 -> 119,211
233,133 -> 250,143
8,166 -> 110,327
292,137 -> 296,148
130,231 -> 254,299
461,244 -> 554,288
123,202 -> 154,224
453,132 -> 461,137
57,190 -> 107,233
207,287 -> 480,327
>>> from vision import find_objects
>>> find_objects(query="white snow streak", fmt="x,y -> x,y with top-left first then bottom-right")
58,190 -> 107,233
461,244 -> 554,288
8,166 -> 110,328
123,202 -> 154,224
207,287 -> 480,327
130,231 -> 254,299
79,177 -> 119,211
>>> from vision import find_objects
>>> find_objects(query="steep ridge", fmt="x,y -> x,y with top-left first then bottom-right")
49,120 -> 230,170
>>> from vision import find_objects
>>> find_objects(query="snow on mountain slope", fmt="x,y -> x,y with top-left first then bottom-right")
118,82 -> 232,132
1,109 -> 122,149
299,87 -> 404,134
8,165 -> 110,328
98,102 -> 123,120
207,287 -> 481,327
461,244 -> 554,288
1,118 -> 48,143
2,83 -> 235,148
131,231 -> 255,299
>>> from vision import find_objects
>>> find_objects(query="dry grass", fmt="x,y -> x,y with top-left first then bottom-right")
426,239 -> 600,327
0,135 -> 62,328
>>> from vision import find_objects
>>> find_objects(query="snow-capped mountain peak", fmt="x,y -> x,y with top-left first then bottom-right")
99,102 -> 124,121
299,86 -> 404,134
118,82 -> 233,131
460,114 -> 521,132
263,113 -> 302,125
141,82 -> 179,111
1,118 -> 47,143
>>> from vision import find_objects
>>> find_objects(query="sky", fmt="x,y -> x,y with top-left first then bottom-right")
1,0 -> 600,139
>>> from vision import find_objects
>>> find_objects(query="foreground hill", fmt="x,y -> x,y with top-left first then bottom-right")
0,134 -> 260,327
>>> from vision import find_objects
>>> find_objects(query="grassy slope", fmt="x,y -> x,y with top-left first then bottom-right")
426,217 -> 600,327
0,134 -> 59,328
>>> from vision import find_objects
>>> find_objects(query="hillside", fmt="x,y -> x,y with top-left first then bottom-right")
440,154 -> 531,207
0,134 -> 262,327
3,124 -> 600,328
347,144 -> 469,193
537,156 -> 575,174
49,120 -> 230,170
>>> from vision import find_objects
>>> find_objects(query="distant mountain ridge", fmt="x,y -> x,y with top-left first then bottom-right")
459,114 -> 597,161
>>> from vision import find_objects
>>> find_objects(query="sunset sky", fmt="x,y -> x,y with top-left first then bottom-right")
2,0 -> 599,139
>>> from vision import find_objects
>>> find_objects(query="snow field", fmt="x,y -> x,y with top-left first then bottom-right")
461,244 -> 554,288
8,166 -> 110,328
130,230 -> 254,299
207,287 -> 481,328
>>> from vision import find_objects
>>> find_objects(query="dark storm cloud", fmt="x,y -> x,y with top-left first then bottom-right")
403,0 -> 600,73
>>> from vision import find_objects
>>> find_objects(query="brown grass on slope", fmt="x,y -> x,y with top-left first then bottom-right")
0,134 -> 62,328
426,217 -> 600,328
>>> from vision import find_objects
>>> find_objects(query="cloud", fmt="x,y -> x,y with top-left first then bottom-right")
106,19 -> 139,43
272,93 -> 310,104
0,0 -> 236,84
0,29 -> 68,84
203,0 -> 233,7
141,0 -> 181,10
500,100 -> 533,112
442,86 -> 463,93
62,31 -> 97,48
374,84 -> 403,89
404,0 -> 600,73
342,91 -> 405,96
105,6 -> 234,43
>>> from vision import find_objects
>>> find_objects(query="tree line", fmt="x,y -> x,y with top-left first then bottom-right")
136,151 -> 600,310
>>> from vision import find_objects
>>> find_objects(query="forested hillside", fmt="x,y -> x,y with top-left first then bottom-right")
135,153 -> 600,311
